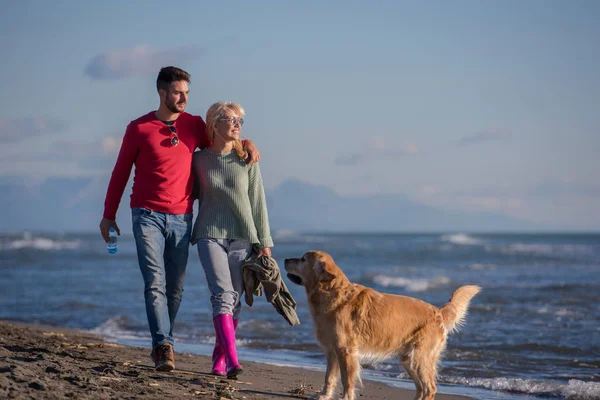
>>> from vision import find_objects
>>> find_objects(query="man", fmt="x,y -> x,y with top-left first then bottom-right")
99,66 -> 259,372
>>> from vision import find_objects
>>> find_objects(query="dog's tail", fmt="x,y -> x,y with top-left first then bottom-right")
440,285 -> 481,335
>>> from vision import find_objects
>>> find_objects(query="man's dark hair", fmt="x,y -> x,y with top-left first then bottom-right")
156,66 -> 191,92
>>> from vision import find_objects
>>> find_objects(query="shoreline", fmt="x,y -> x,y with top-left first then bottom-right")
0,320 -> 474,399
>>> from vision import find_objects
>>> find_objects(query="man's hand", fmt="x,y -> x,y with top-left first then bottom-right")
257,247 -> 272,258
244,139 -> 261,165
99,218 -> 121,243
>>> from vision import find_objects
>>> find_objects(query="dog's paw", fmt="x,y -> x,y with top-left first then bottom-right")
310,394 -> 332,400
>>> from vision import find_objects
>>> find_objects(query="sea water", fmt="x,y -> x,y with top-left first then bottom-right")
1,232 -> 599,399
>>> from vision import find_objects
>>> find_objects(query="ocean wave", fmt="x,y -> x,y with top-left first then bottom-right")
372,275 -> 450,292
0,237 -> 81,251
244,341 -> 321,352
271,231 -> 331,244
90,316 -> 147,340
467,263 -> 497,271
59,301 -> 99,311
536,306 -> 577,317
486,243 -> 596,258
91,316 -> 251,347
440,233 -> 482,245
445,377 -> 600,400
482,342 -> 589,356
273,229 -> 298,239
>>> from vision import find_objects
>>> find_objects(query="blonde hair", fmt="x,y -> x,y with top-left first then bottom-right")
205,101 -> 247,161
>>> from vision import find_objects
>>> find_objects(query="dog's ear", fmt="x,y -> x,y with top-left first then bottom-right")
313,259 -> 335,282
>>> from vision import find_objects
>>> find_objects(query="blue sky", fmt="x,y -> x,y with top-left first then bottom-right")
1,0 -> 599,230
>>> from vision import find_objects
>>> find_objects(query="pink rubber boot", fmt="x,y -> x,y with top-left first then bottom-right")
213,314 -> 243,379
211,319 -> 238,376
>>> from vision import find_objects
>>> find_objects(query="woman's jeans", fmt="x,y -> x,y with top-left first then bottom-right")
196,238 -> 252,320
132,207 -> 192,348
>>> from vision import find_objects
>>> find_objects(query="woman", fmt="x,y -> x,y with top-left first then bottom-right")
191,101 -> 273,379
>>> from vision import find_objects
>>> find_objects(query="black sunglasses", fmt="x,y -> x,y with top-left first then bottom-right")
168,125 -> 179,147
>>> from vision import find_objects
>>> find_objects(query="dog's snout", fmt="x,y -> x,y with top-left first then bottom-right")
284,258 -> 300,271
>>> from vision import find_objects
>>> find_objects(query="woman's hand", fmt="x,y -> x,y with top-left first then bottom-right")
257,247 -> 271,258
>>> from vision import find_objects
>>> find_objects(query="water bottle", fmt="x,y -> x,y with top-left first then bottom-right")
107,227 -> 118,254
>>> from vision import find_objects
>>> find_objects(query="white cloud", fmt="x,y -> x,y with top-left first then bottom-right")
465,196 -> 524,211
0,116 -> 68,142
368,139 -> 418,154
0,136 -> 121,179
334,153 -> 363,166
458,130 -> 511,146
335,138 -> 418,166
410,181 -> 600,229
420,185 -> 440,196
101,137 -> 122,154
84,45 -> 202,80
0,160 -> 83,178
50,136 -> 121,157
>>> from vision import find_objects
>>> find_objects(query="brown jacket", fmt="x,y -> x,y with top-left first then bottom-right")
242,253 -> 300,326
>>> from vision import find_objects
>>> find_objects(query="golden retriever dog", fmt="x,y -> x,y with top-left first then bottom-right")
284,251 -> 480,400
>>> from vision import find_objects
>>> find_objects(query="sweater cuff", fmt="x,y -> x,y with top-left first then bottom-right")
259,236 -> 274,248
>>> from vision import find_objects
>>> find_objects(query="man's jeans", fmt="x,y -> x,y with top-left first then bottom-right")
196,238 -> 252,320
132,208 -> 192,348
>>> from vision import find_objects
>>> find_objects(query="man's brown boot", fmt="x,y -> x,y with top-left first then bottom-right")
151,343 -> 175,372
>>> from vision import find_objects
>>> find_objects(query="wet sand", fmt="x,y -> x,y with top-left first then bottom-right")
0,320 -> 473,399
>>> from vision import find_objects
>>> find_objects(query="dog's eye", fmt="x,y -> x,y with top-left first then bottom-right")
301,257 -> 305,262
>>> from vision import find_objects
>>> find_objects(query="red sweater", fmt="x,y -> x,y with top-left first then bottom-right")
103,111 -> 209,220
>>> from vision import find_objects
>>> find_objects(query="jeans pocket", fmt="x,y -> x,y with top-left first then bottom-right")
230,239 -> 251,252
132,208 -> 151,224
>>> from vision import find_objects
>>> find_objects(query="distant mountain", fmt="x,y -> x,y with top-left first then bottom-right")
1,176 -> 112,233
266,179 -> 540,232
1,176 -> 542,233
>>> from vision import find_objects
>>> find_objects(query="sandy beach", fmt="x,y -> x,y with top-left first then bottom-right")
0,320 -> 474,400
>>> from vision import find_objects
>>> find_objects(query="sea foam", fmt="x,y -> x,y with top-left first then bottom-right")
440,233 -> 482,245
0,237 -> 81,251
445,376 -> 600,400
372,275 -> 450,292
